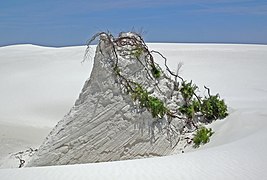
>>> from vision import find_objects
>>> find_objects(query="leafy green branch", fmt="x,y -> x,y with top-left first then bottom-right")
193,126 -> 214,148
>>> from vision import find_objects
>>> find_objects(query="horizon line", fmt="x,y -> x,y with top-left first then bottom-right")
1,41 -> 267,48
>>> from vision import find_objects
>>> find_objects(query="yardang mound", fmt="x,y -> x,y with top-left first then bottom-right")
27,32 -> 227,167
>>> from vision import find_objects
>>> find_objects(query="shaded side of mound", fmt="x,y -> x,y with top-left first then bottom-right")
26,33 -> 186,167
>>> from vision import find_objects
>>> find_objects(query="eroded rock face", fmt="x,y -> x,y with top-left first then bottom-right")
26,33 -> 186,167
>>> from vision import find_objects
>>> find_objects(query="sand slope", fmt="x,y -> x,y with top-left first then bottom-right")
0,45 -> 93,167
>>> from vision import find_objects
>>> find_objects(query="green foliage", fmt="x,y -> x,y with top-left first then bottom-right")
179,104 -> 194,119
192,99 -> 201,112
131,84 -> 166,118
147,96 -> 167,118
201,94 -> 228,120
179,91 -> 228,121
193,126 -> 214,148
180,81 -> 197,102
132,84 -> 149,108
151,65 -> 161,78
108,32 -> 228,128
179,99 -> 200,119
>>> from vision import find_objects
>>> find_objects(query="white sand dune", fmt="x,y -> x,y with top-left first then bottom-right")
0,43 -> 267,179
0,45 -> 93,167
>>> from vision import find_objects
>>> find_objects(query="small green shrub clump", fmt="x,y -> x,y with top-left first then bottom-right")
179,104 -> 195,119
178,80 -> 228,122
131,84 -> 149,108
193,126 -> 214,148
201,94 -> 228,120
147,96 -> 167,118
179,99 -> 200,119
132,84 -> 167,118
192,99 -> 201,112
180,81 -> 197,102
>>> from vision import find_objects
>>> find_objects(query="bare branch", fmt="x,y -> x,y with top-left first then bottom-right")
204,86 -> 211,97
150,50 -> 184,82
15,156 -> 25,168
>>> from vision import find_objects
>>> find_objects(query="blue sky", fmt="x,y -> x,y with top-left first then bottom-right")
0,0 -> 267,46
